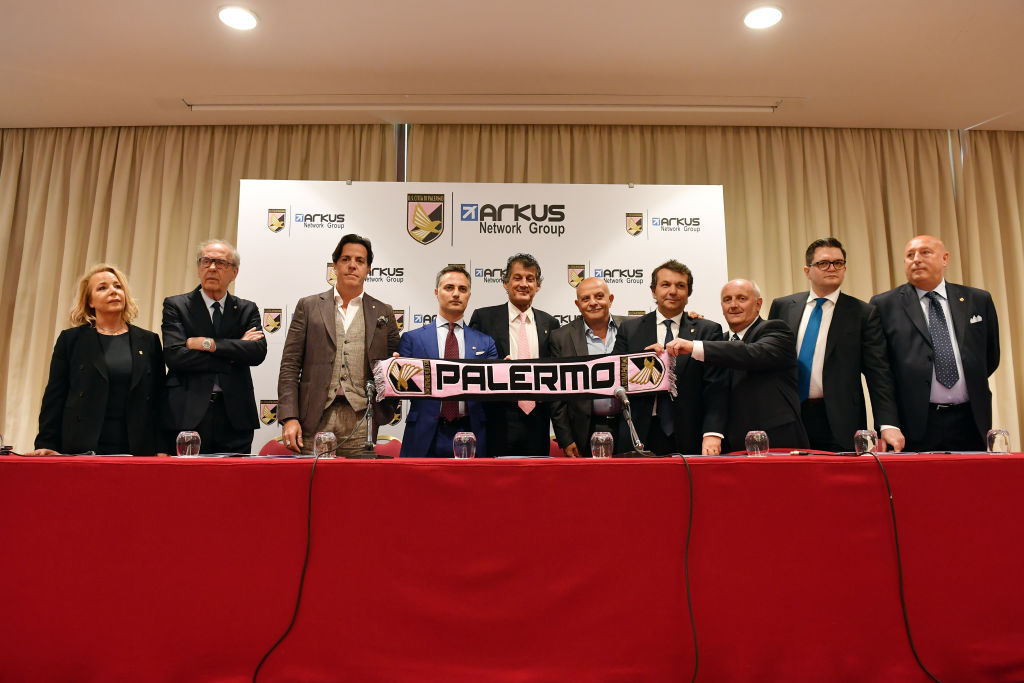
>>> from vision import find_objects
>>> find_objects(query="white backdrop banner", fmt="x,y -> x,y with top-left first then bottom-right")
236,180 -> 728,449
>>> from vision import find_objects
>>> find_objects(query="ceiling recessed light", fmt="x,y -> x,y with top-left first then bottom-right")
219,6 -> 259,31
744,7 -> 783,29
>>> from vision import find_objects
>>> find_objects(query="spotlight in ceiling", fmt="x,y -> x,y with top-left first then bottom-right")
219,6 -> 259,31
744,7 -> 783,29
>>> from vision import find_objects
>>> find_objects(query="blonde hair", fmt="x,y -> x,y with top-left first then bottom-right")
69,264 -> 139,327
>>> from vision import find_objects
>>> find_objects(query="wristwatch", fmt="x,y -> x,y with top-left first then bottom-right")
201,338 -> 213,351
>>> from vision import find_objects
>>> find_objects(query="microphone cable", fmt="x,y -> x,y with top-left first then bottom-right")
867,452 -> 942,683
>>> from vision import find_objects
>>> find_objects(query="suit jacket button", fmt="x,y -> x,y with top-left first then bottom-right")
79,392 -> 84,397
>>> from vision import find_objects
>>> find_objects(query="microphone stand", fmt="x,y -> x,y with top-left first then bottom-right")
615,389 -> 657,458
347,380 -> 383,459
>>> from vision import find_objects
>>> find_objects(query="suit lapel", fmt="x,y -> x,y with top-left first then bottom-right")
570,317 -> 588,356
823,294 -> 850,362
187,288 -> 216,337
492,307 -> 511,357
945,283 -> 968,350
675,312 -> 700,372
318,289 -> 337,348
900,284 -> 931,345
363,295 -> 379,351
782,295 -> 804,341
84,327 -> 107,381
221,292 -> 240,334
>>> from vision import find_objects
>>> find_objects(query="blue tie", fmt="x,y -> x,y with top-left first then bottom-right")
797,298 -> 826,402
658,320 -> 674,436
926,291 -> 959,388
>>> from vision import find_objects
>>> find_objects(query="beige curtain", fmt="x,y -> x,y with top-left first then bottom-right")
0,124 -> 394,450
409,124 -> 1020,445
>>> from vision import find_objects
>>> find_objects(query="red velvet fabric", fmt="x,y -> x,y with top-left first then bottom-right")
1,455 -> 1022,682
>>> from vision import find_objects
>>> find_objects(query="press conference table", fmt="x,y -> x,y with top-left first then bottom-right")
2,453 -> 1023,682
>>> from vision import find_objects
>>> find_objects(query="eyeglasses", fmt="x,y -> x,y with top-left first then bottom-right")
197,257 -> 235,270
810,259 -> 846,271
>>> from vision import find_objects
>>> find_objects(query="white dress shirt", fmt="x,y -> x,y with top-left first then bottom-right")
334,291 -> 363,332
795,289 -> 840,400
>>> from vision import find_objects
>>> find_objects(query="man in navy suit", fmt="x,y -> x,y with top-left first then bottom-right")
769,237 -> 904,452
399,266 -> 498,458
870,235 -> 1000,451
469,253 -> 560,458
163,239 -> 267,453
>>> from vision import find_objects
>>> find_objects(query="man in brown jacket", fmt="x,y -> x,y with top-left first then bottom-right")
278,234 -> 400,456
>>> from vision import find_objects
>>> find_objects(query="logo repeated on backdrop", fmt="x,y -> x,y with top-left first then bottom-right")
592,266 -> 645,284
262,308 -> 282,333
260,400 -> 278,425
554,313 -> 580,326
626,213 -> 643,236
567,264 -> 585,288
267,209 -> 286,233
651,216 -> 701,232
366,265 -> 406,284
294,211 -> 345,230
625,355 -> 665,387
393,309 -> 405,332
326,263 -> 337,287
413,313 -> 437,325
460,202 -> 567,237
473,265 -> 504,284
407,194 -> 445,244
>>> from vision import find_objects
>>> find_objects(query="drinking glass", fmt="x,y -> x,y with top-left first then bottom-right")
590,431 -> 614,458
744,430 -> 769,456
854,429 -> 879,455
453,432 -> 477,459
986,429 -> 1010,454
175,431 -> 201,457
313,431 -> 338,459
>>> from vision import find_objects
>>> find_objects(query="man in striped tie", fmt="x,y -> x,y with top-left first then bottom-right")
768,238 -> 904,452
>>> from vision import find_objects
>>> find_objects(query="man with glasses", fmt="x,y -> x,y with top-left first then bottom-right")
163,239 -> 267,453
768,237 -> 904,452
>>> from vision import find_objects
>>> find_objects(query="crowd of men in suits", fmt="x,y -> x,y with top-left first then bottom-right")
128,231 -> 1000,458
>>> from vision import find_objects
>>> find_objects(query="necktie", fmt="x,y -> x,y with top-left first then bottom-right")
797,297 -> 827,401
517,313 -> 535,414
925,291 -> 959,388
658,320 -> 674,436
440,323 -> 460,421
732,333 -> 741,341
211,301 -> 223,336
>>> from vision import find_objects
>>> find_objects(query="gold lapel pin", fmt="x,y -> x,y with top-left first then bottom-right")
959,297 -> 965,302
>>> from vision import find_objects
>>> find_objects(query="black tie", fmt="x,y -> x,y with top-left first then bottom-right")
211,301 -> 223,336
658,320 -> 674,436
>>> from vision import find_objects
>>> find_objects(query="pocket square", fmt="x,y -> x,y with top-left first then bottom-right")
970,315 -> 983,324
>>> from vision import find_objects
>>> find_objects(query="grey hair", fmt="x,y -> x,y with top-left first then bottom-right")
196,239 -> 240,267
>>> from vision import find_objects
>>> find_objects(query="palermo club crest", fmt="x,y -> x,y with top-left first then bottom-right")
626,355 -> 665,387
626,213 -> 643,236
388,361 -> 425,393
263,309 -> 282,333
407,193 -> 445,245
267,209 -> 286,233
567,264 -> 585,288
260,400 -> 278,425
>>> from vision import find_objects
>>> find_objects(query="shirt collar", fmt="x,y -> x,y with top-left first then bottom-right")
508,301 -> 533,323
335,291 -> 363,307
200,289 -> 228,309
732,320 -> 758,340
584,316 -> 616,339
915,279 -> 948,300
655,310 -> 684,327
806,288 -> 840,305
440,317 -> 464,329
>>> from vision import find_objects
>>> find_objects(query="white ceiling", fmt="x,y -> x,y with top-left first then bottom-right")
3,0 -> 1023,130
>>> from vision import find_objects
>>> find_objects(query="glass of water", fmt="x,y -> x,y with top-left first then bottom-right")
986,429 -> 1010,453
175,431 -> 201,457
313,431 -> 338,459
590,431 -> 614,458
453,432 -> 477,459
854,429 -> 879,455
744,430 -> 769,456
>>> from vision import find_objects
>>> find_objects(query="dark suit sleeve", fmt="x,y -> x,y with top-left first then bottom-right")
397,328 -> 416,357
547,329 -> 574,447
35,330 -> 74,450
703,320 -> 796,371
984,293 -> 1000,376
277,297 -> 308,423
211,301 -> 268,366
860,304 -> 900,427
162,298 -> 233,373
147,332 -> 171,453
697,323 -> 730,436
468,309 -> 482,333
767,298 -> 782,321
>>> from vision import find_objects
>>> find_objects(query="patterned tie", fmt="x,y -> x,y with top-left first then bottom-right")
211,300 -> 222,336
925,292 -> 959,388
658,319 -> 674,436
731,333 -> 740,341
517,313 -> 535,414
797,298 -> 827,401
440,323 -> 460,421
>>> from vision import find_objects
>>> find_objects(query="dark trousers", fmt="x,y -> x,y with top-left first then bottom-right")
193,393 -> 254,454
906,403 -> 984,452
801,399 -> 848,452
486,403 -> 551,458
428,417 -> 472,458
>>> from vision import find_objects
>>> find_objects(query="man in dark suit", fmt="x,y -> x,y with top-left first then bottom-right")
163,239 -> 267,454
667,279 -> 809,453
612,260 -> 727,456
768,237 -> 904,452
468,253 -> 560,458
278,234 -> 400,457
550,277 -> 625,457
870,234 -> 999,451
398,266 -> 498,458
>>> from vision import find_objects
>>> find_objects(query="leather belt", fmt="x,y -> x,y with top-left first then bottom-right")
930,402 -> 969,411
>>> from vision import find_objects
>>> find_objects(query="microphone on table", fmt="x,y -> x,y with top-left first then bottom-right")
613,387 -> 657,458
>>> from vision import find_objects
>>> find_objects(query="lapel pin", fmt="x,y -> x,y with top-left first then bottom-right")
959,297 -> 964,302
138,350 -> 143,355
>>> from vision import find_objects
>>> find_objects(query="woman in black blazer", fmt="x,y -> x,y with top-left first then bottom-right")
30,264 -> 166,456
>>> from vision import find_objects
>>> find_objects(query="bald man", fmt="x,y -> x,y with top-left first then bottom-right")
870,235 -> 999,451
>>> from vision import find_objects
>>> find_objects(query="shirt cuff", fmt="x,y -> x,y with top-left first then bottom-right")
691,340 -> 705,361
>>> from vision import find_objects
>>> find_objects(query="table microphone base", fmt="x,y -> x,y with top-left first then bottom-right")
614,449 -> 661,458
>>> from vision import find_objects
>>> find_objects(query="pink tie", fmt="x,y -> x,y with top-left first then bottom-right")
517,312 -> 535,414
